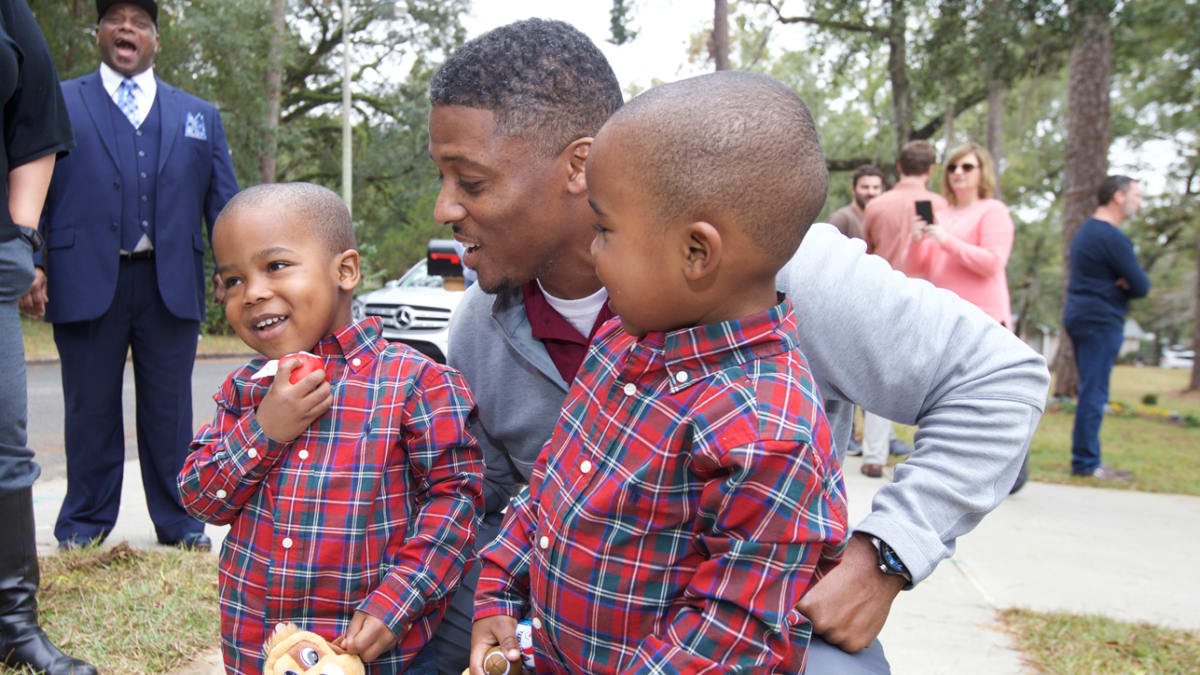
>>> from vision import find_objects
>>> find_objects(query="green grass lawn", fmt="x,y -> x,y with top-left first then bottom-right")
0,544 -> 218,674
20,317 -> 250,361
891,365 -> 1200,496
1105,365 -> 1200,417
1002,608 -> 1200,674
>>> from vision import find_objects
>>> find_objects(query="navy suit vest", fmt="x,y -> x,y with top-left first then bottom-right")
108,93 -> 161,251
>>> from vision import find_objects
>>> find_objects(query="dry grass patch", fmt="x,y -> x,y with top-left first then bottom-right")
1002,608 -> 1200,674
0,543 -> 219,674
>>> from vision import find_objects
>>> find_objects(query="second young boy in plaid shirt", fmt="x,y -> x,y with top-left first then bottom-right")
469,72 -> 848,673
178,183 -> 483,674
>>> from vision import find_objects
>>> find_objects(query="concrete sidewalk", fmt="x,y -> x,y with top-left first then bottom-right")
30,455 -> 1199,674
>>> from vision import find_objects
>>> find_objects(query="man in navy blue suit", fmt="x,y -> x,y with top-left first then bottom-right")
30,0 -> 238,551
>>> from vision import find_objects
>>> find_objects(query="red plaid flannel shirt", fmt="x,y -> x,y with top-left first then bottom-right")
179,318 -> 483,674
476,300 -> 847,673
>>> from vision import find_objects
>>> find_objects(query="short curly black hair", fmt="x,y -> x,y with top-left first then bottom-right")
429,18 -> 624,156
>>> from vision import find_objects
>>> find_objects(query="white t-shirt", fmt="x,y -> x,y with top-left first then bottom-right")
537,280 -> 609,338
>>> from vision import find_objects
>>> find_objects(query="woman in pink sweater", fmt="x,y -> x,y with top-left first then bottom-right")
906,142 -> 1014,327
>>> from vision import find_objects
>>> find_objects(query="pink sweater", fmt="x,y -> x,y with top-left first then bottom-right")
905,198 -> 1014,326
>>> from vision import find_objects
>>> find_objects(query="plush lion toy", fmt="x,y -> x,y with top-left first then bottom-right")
263,622 -> 365,675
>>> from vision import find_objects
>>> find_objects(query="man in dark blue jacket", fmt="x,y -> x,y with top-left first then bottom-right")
1063,175 -> 1150,480
31,0 -> 238,550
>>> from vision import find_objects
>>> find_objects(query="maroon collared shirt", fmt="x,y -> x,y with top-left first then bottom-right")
521,280 -> 615,383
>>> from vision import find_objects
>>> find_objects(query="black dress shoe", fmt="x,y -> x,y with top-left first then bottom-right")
159,532 -> 212,551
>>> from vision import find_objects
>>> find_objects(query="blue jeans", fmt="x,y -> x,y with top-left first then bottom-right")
406,640 -> 439,675
1067,324 -> 1124,474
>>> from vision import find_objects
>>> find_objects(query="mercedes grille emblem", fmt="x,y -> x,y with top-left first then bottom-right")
394,306 -> 415,328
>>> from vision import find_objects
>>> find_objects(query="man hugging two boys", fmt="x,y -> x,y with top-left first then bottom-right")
179,72 -> 844,673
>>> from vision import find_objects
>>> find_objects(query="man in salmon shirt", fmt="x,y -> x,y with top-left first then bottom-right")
857,140 -> 947,478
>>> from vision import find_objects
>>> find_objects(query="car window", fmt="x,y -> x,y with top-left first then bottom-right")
397,260 -> 447,289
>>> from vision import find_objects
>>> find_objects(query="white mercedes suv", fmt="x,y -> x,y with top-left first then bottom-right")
351,259 -> 464,363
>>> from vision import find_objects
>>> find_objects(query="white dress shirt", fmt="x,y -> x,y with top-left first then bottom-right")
99,62 -> 157,128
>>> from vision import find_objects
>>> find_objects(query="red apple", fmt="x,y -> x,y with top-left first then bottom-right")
285,352 -> 326,385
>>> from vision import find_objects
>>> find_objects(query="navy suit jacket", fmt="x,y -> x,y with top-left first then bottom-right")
38,70 -> 238,323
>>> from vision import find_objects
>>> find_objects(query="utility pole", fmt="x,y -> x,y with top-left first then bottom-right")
342,0 -> 352,216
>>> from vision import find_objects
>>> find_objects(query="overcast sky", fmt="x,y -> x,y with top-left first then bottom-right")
455,2 -> 1171,196
460,1 -> 714,93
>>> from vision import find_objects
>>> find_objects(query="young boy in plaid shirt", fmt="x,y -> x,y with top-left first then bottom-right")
178,183 -> 483,674
469,72 -> 848,674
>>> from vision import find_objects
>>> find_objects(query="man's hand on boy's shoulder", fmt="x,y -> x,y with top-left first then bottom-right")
796,533 -> 905,653
469,615 -> 521,675
335,610 -> 397,663
256,357 -> 332,443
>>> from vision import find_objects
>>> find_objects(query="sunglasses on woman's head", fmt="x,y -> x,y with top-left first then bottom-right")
947,162 -> 976,173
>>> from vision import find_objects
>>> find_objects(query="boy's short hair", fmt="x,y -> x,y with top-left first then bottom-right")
428,18 -> 624,156
1097,175 -> 1136,206
218,182 -> 355,254
603,71 -> 828,265
852,163 -> 884,188
897,140 -> 937,176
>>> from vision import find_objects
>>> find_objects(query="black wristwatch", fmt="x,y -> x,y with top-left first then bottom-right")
15,225 -> 43,253
870,535 -> 912,584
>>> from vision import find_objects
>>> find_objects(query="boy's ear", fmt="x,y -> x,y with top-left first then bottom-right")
680,221 -> 722,282
564,137 -> 591,196
334,249 -> 362,291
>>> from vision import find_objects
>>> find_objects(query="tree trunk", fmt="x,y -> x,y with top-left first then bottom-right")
1191,225 -> 1200,390
1052,9 -> 1112,398
943,99 -> 955,150
887,0 -> 910,158
712,0 -> 730,71
260,0 -> 286,183
987,78 -> 1007,199
62,0 -> 89,75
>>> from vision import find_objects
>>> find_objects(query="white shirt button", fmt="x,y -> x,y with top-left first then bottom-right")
215,489 -> 227,499
623,382 -> 636,396
532,617 -> 543,630
539,535 -> 550,549
281,537 -> 293,549
580,460 -> 592,474
298,450 -> 309,460
675,370 -> 689,383
247,449 -> 257,459
351,357 -> 361,367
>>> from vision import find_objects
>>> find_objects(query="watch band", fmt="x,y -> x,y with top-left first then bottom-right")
15,225 -> 43,253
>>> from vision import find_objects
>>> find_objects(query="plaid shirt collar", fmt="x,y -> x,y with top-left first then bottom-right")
308,316 -> 383,376
634,296 -> 798,394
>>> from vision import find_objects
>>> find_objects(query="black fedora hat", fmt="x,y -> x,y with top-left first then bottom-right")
96,0 -> 158,25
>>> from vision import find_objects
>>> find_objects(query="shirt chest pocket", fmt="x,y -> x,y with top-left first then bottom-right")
582,440 -> 698,540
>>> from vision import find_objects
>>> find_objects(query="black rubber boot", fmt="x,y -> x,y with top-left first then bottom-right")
0,487 -> 98,674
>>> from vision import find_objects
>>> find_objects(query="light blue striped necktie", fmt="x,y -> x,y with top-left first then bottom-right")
116,78 -> 139,127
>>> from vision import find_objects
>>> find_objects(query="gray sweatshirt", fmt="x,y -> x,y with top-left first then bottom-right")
447,222 -> 1049,585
